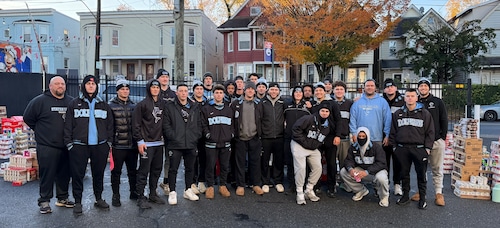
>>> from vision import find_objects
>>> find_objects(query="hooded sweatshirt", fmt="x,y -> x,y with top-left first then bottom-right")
132,79 -> 165,147
389,102 -> 435,150
344,127 -> 387,174
292,110 -> 330,150
349,93 -> 392,142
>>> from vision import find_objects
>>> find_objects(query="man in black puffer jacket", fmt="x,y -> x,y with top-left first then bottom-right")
108,79 -> 138,207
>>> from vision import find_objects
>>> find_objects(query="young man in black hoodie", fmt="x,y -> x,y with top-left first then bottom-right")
64,75 -> 114,215
291,103 -> 331,205
390,88 -> 435,209
24,76 -> 74,214
133,79 -> 166,209
201,84 -> 234,199
163,84 -> 202,205
191,80 -> 207,195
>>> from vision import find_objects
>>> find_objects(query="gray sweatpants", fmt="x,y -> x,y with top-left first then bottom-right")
291,140 -> 322,193
428,139 -> 445,194
340,167 -> 389,199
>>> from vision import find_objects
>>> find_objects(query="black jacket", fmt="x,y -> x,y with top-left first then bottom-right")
344,142 -> 387,174
23,90 -> 73,149
160,86 -> 176,102
334,97 -> 353,138
109,96 -> 136,149
230,98 -> 263,139
310,97 -> 342,137
389,103 -> 435,150
284,98 -> 310,139
384,91 -> 405,114
419,94 -> 448,140
64,95 -> 114,148
163,98 -> 202,150
201,100 -> 234,148
260,95 -> 285,139
132,81 -> 165,145
292,114 -> 330,150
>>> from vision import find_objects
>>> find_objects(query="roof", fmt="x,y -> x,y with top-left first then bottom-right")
380,60 -> 412,69
391,17 -> 419,37
218,17 -> 254,30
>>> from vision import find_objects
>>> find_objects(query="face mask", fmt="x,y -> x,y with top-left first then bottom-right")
358,138 -> 367,146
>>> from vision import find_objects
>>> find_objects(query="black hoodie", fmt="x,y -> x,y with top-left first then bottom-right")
132,79 -> 165,145
292,112 -> 330,150
163,96 -> 202,150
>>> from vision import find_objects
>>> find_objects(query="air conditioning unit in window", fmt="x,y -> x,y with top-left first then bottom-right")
250,7 -> 261,16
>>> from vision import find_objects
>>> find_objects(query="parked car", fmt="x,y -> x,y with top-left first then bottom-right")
480,100 -> 500,121
98,82 -> 148,103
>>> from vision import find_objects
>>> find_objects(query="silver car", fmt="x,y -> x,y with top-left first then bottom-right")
480,100 -> 500,121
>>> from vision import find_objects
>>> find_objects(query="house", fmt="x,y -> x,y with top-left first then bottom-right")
449,0 -> 500,85
78,9 -> 223,82
378,5 -> 452,84
0,8 -> 80,75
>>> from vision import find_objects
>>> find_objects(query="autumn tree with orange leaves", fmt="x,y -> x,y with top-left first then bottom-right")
261,0 -> 410,80
446,0 -> 484,19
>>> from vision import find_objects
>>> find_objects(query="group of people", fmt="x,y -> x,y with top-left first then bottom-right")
23,69 -> 448,215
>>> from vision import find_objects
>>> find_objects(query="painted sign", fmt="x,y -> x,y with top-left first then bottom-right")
0,42 -> 32,73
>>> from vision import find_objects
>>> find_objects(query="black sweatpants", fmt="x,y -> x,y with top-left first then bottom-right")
69,143 -> 109,203
205,147 -> 231,187
37,144 -> 71,204
194,138 -> 206,183
320,135 -> 337,192
396,146 -> 428,200
168,149 -> 197,191
383,145 -> 401,185
111,148 -> 138,195
136,145 -> 163,197
261,138 -> 284,185
284,138 -> 295,189
234,137 -> 262,187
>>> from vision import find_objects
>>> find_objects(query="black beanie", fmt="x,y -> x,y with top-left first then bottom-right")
81,75 -> 98,99
156,69 -> 169,79
384,78 -> 396,88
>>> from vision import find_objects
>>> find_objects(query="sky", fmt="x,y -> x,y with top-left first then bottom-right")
0,0 -> 451,20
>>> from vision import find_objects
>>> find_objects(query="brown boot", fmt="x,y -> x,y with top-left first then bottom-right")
253,186 -> 264,195
219,186 -> 231,197
411,192 -> 420,201
236,187 -> 245,196
435,193 -> 445,206
205,187 -> 214,199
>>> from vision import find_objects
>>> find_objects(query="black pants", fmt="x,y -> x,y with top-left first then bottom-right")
383,145 -> 401,185
205,147 -> 231,187
234,137 -> 262,187
111,148 -> 138,195
261,138 -> 284,185
284,138 -> 295,189
168,149 -> 197,191
396,146 -> 428,200
194,138 -> 206,183
136,146 -> 163,197
37,144 -> 71,204
69,143 -> 109,203
319,135 -> 337,192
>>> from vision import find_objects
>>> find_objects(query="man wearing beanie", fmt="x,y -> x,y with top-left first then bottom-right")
414,78 -> 448,206
260,82 -> 286,193
382,78 -> 405,196
156,68 -> 176,196
255,78 -> 268,102
230,81 -> 265,196
203,72 -> 214,101
191,80 -> 207,194
291,103 -> 331,204
64,75 -> 114,214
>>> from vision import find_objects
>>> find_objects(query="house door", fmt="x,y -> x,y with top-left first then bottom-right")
126,64 -> 135,80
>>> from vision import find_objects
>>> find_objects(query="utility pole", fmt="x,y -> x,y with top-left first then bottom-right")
174,0 -> 184,85
94,0 -> 101,78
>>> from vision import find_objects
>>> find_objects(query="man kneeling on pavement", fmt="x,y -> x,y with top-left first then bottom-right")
340,127 -> 389,207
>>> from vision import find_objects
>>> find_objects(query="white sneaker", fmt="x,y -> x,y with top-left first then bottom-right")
183,188 -> 200,201
198,182 -> 206,194
168,191 -> 177,205
352,187 -> 369,201
160,183 -> 170,195
262,185 -> 270,193
394,184 -> 403,196
379,196 -> 389,207
304,189 -> 320,202
190,184 -> 200,195
276,184 -> 285,193
296,192 -> 306,205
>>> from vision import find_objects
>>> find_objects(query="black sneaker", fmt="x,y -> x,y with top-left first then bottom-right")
327,189 -> 336,198
73,203 -> 83,215
112,194 -> 121,207
149,195 -> 166,204
129,192 -> 139,200
55,199 -> 75,208
94,199 -> 110,209
39,202 -> 52,214
397,196 -> 411,206
137,198 -> 152,209
314,188 -> 322,196
418,200 -> 427,210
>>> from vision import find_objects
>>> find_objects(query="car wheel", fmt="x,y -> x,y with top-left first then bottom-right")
484,110 -> 497,122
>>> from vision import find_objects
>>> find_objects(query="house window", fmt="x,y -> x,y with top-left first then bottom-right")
39,25 -> 48,43
256,65 -> 264,78
307,65 -> 315,83
389,41 -> 397,57
4,29 -> 10,38
64,29 -> 69,41
84,29 -> 88,47
238,32 -> 251,50
23,26 -> 31,43
112,30 -> 119,46
428,17 -> 435,25
112,63 -> 119,73
160,28 -> 163,46
189,28 -> 195,45
171,60 -> 175,81
255,31 -> 264,49
171,27 -> 175,45
228,33 -> 233,52
43,56 -> 49,72
64,58 -> 69,69
228,65 -> 234,80
237,64 -> 252,78
250,6 -> 261,16
215,37 -> 218,53
189,61 -> 196,77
